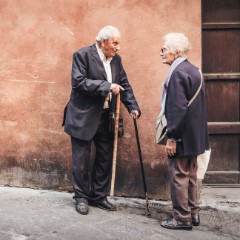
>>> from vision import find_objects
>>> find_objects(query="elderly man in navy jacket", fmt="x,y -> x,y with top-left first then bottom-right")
159,33 -> 209,230
63,26 -> 141,215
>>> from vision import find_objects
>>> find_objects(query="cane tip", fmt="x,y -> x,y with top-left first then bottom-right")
146,212 -> 151,218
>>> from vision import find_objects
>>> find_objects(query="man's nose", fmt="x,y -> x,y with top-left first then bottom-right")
116,45 -> 120,51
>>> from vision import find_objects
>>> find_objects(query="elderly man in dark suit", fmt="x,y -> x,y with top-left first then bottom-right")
63,26 -> 141,215
159,33 -> 209,230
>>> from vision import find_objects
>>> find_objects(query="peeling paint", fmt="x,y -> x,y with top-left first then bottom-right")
0,120 -> 18,127
10,79 -> 56,84
38,128 -> 65,135
26,70 -> 39,79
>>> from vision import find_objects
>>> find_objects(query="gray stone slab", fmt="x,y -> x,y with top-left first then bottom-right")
0,186 -> 239,240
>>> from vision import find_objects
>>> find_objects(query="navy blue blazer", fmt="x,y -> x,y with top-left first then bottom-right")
165,60 -> 209,157
63,44 -> 140,141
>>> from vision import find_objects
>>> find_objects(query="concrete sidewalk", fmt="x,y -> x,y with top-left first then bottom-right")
0,186 -> 239,240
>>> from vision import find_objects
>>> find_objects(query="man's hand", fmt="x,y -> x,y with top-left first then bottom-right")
165,139 -> 176,157
130,110 -> 140,119
110,84 -> 124,95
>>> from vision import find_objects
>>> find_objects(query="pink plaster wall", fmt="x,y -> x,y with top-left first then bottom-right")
0,0 -> 201,199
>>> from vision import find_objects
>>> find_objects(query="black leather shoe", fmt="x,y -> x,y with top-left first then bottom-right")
161,217 -> 192,230
191,213 -> 200,226
92,198 -> 117,211
75,199 -> 89,215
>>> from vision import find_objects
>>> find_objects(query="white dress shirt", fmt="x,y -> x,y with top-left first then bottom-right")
96,43 -> 112,108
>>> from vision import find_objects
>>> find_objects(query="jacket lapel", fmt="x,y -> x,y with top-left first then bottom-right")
111,59 -> 117,83
90,44 -> 107,80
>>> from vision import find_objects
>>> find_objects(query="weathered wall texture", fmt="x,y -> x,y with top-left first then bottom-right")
0,0 -> 201,199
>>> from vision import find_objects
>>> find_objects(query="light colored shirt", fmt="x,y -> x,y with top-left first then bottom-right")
96,43 -> 112,84
96,43 -> 112,108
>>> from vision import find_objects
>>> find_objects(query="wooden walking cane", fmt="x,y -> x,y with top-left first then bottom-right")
110,93 -> 121,197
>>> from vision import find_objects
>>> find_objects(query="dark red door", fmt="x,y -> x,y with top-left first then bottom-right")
202,0 -> 240,184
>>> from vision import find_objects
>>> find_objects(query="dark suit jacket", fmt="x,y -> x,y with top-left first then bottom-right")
165,60 -> 209,157
63,44 -> 140,141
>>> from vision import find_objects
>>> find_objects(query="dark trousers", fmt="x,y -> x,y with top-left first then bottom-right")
71,111 -> 114,201
168,156 -> 199,222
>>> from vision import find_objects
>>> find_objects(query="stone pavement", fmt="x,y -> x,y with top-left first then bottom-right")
0,186 -> 239,240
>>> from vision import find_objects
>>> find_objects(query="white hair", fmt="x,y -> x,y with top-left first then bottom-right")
96,26 -> 120,41
163,33 -> 191,57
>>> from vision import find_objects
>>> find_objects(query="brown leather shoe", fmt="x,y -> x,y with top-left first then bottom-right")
161,217 -> 192,230
191,213 -> 200,226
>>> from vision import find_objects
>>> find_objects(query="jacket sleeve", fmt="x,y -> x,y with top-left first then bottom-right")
118,57 -> 141,115
71,51 -> 111,97
166,70 -> 190,140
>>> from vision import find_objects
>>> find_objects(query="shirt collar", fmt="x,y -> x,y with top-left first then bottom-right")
95,43 -> 112,63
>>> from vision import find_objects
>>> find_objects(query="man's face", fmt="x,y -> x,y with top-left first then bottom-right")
160,45 -> 176,65
100,36 -> 120,59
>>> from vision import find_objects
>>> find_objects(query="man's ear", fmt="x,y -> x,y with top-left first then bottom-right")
175,50 -> 180,58
98,40 -> 104,48
101,39 -> 108,46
